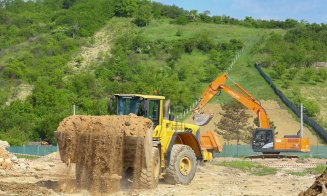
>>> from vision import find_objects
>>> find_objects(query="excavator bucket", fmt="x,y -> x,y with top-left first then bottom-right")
193,113 -> 213,126
55,114 -> 153,193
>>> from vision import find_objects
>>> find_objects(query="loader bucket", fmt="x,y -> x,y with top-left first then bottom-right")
55,114 -> 153,194
193,113 -> 213,126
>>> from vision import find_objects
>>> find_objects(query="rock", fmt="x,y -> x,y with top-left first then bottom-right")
0,149 -> 9,159
197,166 -> 205,173
15,162 -> 29,170
0,140 -> 9,150
48,163 -> 55,167
10,156 -> 18,163
4,159 -> 11,164
0,169 -> 6,176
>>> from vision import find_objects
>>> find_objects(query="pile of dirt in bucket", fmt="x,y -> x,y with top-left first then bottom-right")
55,114 -> 153,194
299,167 -> 327,196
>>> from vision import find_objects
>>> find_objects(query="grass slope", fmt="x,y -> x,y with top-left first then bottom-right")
140,20 -> 284,103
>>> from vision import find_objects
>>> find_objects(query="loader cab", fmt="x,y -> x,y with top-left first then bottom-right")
252,128 -> 275,152
114,94 -> 164,126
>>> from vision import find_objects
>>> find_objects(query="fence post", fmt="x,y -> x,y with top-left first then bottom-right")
73,105 -> 76,115
300,103 -> 304,138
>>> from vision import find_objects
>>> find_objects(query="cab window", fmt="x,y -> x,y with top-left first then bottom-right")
254,130 -> 266,142
148,100 -> 160,126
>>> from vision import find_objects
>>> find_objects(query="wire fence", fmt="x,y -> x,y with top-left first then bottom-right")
8,145 -> 58,156
176,49 -> 244,120
218,144 -> 327,158
255,64 -> 327,143
8,145 -> 327,158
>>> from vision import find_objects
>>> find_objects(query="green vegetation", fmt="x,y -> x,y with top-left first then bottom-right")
215,160 -> 277,176
254,25 -> 327,129
288,164 -> 327,176
0,0 -> 326,145
16,155 -> 39,160
216,101 -> 252,144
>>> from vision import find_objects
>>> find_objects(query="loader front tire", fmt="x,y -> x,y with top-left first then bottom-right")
165,144 -> 197,185
137,147 -> 160,188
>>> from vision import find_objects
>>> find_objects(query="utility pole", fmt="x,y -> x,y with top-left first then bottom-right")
300,103 -> 304,138
73,105 -> 76,115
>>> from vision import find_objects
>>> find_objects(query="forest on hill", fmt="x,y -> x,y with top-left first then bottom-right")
0,0 -> 326,145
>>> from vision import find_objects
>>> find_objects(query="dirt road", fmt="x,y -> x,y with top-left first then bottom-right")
0,156 -> 324,196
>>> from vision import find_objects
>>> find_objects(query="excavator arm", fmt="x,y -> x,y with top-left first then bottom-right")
193,73 -> 270,129
193,73 -> 228,111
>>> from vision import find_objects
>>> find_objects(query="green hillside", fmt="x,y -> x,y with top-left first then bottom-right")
0,0 -> 326,145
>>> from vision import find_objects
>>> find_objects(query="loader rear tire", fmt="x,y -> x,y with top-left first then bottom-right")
165,144 -> 197,185
136,147 -> 160,189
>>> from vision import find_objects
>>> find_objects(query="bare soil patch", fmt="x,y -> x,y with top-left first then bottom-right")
0,156 -> 325,195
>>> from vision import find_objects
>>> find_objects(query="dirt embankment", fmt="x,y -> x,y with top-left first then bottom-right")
300,168 -> 327,196
0,140 -> 14,170
55,115 -> 153,194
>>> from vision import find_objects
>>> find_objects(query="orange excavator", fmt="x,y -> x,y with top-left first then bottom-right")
192,73 -> 310,154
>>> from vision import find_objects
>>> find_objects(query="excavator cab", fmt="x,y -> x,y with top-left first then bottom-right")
252,128 -> 275,152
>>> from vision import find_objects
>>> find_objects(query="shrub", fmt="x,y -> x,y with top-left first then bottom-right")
301,68 -> 315,82
273,64 -> 286,78
318,69 -> 327,81
287,68 -> 297,80
175,29 -> 183,37
174,14 -> 189,25
183,39 -> 196,53
196,34 -> 215,52
133,17 -> 147,27
303,99 -> 320,117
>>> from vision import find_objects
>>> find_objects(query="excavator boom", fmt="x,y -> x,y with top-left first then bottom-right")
193,73 -> 270,128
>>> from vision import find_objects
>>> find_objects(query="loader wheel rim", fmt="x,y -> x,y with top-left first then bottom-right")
179,157 -> 192,176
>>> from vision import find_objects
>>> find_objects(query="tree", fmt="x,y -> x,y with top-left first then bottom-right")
215,101 -> 253,144
188,9 -> 198,21
62,0 -> 76,9
199,10 -> 211,23
174,14 -> 188,25
244,16 -> 255,27
133,1 -> 152,27
115,0 -> 138,17
284,18 -> 298,28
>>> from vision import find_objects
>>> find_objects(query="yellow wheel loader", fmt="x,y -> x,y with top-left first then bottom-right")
55,94 -> 222,191
113,94 -> 222,185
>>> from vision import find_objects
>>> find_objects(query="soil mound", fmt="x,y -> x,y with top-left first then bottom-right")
55,114 -> 153,194
0,142 -> 13,170
0,140 -> 10,149
300,168 -> 327,196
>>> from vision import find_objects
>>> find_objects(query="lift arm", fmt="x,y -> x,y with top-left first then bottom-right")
193,73 -> 270,129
